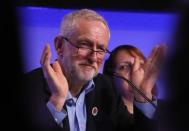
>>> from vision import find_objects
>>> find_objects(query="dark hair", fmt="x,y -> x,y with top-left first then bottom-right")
103,44 -> 146,76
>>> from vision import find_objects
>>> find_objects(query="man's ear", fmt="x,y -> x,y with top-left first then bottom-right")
54,36 -> 64,57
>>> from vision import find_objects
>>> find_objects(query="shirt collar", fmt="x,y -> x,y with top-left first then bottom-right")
85,80 -> 95,95
66,80 -> 95,101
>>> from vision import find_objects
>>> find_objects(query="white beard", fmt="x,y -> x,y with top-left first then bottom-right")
61,59 -> 98,83
71,64 -> 98,82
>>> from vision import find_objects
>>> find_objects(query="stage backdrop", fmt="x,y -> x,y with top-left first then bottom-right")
17,6 -> 178,99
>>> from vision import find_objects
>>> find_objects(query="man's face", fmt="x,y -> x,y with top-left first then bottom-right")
61,19 -> 109,83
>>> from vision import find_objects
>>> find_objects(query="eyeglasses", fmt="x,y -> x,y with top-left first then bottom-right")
62,36 -> 110,60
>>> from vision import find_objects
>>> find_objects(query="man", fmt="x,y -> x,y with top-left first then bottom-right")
22,9 -> 161,131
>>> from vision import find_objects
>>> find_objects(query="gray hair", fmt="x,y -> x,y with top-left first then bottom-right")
60,9 -> 110,38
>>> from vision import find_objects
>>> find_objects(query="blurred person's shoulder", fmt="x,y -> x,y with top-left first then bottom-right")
25,67 -> 43,75
22,67 -> 47,90
24,67 -> 44,80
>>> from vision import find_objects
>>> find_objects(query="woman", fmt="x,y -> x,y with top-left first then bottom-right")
103,45 -> 160,114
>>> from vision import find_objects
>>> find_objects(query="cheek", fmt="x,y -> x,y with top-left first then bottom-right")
62,53 -> 78,68
97,60 -> 103,67
118,71 -> 131,80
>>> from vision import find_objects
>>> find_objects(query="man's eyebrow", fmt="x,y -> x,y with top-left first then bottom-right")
77,39 -> 93,46
77,39 -> 106,49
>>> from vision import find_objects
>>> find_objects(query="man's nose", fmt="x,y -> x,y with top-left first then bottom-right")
89,51 -> 98,62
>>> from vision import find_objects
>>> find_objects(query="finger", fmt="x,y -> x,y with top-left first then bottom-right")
143,45 -> 160,80
40,44 -> 54,78
147,45 -> 159,65
144,45 -> 166,83
132,57 -> 141,72
157,44 -> 167,62
145,45 -> 159,70
130,51 -> 139,59
43,44 -> 51,67
40,44 -> 51,65
53,61 -> 63,75
130,51 -> 140,71
52,61 -> 68,83
151,44 -> 167,69
130,50 -> 144,66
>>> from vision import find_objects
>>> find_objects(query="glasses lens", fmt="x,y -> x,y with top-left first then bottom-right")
78,47 -> 90,56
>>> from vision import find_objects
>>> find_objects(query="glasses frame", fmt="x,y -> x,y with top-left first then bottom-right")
61,36 -> 110,59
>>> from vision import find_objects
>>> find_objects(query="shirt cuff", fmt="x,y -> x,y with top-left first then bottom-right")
46,101 -> 67,125
134,99 -> 157,119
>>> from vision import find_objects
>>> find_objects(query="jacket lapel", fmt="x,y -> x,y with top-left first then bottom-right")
85,89 -> 97,131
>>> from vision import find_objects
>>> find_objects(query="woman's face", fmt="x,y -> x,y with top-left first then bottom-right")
113,49 -> 143,95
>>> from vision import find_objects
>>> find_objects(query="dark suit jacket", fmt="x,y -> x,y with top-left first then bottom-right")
20,68 -> 156,131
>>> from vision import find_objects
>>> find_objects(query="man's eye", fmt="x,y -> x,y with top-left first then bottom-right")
78,42 -> 90,47
79,45 -> 89,49
97,49 -> 105,52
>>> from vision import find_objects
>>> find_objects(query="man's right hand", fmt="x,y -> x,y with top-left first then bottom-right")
40,44 -> 68,111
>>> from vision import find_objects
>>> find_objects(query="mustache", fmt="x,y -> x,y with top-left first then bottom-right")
79,62 -> 97,69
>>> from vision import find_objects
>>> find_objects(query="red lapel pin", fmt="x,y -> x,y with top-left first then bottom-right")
92,107 -> 98,116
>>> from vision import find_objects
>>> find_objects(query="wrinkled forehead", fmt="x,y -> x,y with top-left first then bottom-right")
75,19 -> 109,36
70,19 -> 110,46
